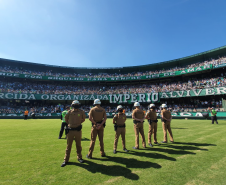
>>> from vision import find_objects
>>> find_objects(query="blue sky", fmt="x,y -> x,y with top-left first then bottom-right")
0,0 -> 225,68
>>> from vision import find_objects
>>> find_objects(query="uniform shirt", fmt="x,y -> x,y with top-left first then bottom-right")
146,109 -> 157,120
61,110 -> 68,122
89,106 -> 106,123
161,109 -> 172,120
65,109 -> 86,128
113,113 -> 126,126
24,111 -> 28,115
132,108 -> 145,120
211,109 -> 217,116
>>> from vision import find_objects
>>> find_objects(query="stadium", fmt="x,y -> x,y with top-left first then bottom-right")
1,46 -> 226,184
1,46 -> 226,119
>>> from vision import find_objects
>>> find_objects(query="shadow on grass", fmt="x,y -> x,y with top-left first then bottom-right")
163,144 -> 208,151
116,150 -> 176,162
81,137 -> 90,141
93,155 -> 162,169
144,147 -> 196,155
171,127 -> 188,129
67,160 -> 139,180
172,142 -> 217,147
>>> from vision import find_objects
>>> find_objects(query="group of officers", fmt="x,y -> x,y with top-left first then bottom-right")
59,99 -> 174,167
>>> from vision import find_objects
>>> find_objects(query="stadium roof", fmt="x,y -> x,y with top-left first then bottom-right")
1,45 -> 226,74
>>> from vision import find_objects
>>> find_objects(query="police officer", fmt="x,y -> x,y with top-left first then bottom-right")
113,105 -> 128,154
132,102 -> 146,149
145,104 -> 159,147
209,107 -> 218,124
58,106 -> 70,139
161,104 -> 174,143
61,100 -> 86,167
86,99 -> 107,159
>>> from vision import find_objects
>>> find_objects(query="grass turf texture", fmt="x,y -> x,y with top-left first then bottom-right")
0,119 -> 226,185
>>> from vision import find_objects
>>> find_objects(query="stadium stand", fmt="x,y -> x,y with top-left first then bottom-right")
1,46 -> 226,118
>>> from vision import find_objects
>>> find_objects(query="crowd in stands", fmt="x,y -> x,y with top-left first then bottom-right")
1,76 -> 226,95
0,57 -> 225,78
0,99 -> 222,114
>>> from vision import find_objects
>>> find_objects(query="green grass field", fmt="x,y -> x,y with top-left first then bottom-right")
0,118 -> 226,185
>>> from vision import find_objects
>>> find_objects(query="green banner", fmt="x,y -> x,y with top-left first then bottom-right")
1,112 -> 226,117
213,63 -> 226,69
0,86 -> 226,103
0,65 -> 212,82
159,86 -> 226,99
0,93 -> 159,103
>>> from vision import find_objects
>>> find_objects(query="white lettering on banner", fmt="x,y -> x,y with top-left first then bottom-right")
192,89 -> 202,96
175,91 -> 184,97
28,94 -> 36,100
73,95 -> 79,100
19,94 -> 28,99
169,92 -> 176,98
80,95 -> 83,100
6,93 -> 13,99
146,93 -> 152,102
152,93 -> 158,102
171,113 -> 177,116
6,73 -> 13,76
65,95 -> 72,100
186,90 -> 191,97
0,93 -> 4,98
216,87 -> 226,94
102,95 -> 109,100
180,112 -> 192,116
84,95 -> 89,100
113,94 -> 123,103
15,94 -> 18,99
24,75 -> 30,78
195,113 -> 203,117
50,95 -> 57,100
206,88 -> 215,95
90,95 -> 96,100
187,68 -> 194,72
196,67 -> 202,71
97,95 -> 102,100
41,94 -> 49,100
181,70 -> 186,74
138,94 -> 146,102
124,94 -> 130,103
109,95 -> 113,103
152,74 -> 159,78
58,95 -> 64,100
203,65 -> 210,69
0,72 -> 5,76
131,94 -> 138,102
161,93 -> 169,98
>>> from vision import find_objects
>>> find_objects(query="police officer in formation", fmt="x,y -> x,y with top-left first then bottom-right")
161,104 -> 174,143
113,105 -> 128,154
145,104 -> 159,147
132,102 -> 146,149
86,99 -> 107,159
60,101 -> 176,166
58,106 -> 70,139
61,100 -> 86,167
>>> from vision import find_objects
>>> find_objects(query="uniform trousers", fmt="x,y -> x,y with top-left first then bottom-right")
114,127 -> 126,150
162,122 -> 174,142
211,116 -> 218,124
134,122 -> 146,148
59,122 -> 68,138
148,122 -> 157,144
64,130 -> 82,162
88,125 -> 104,157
